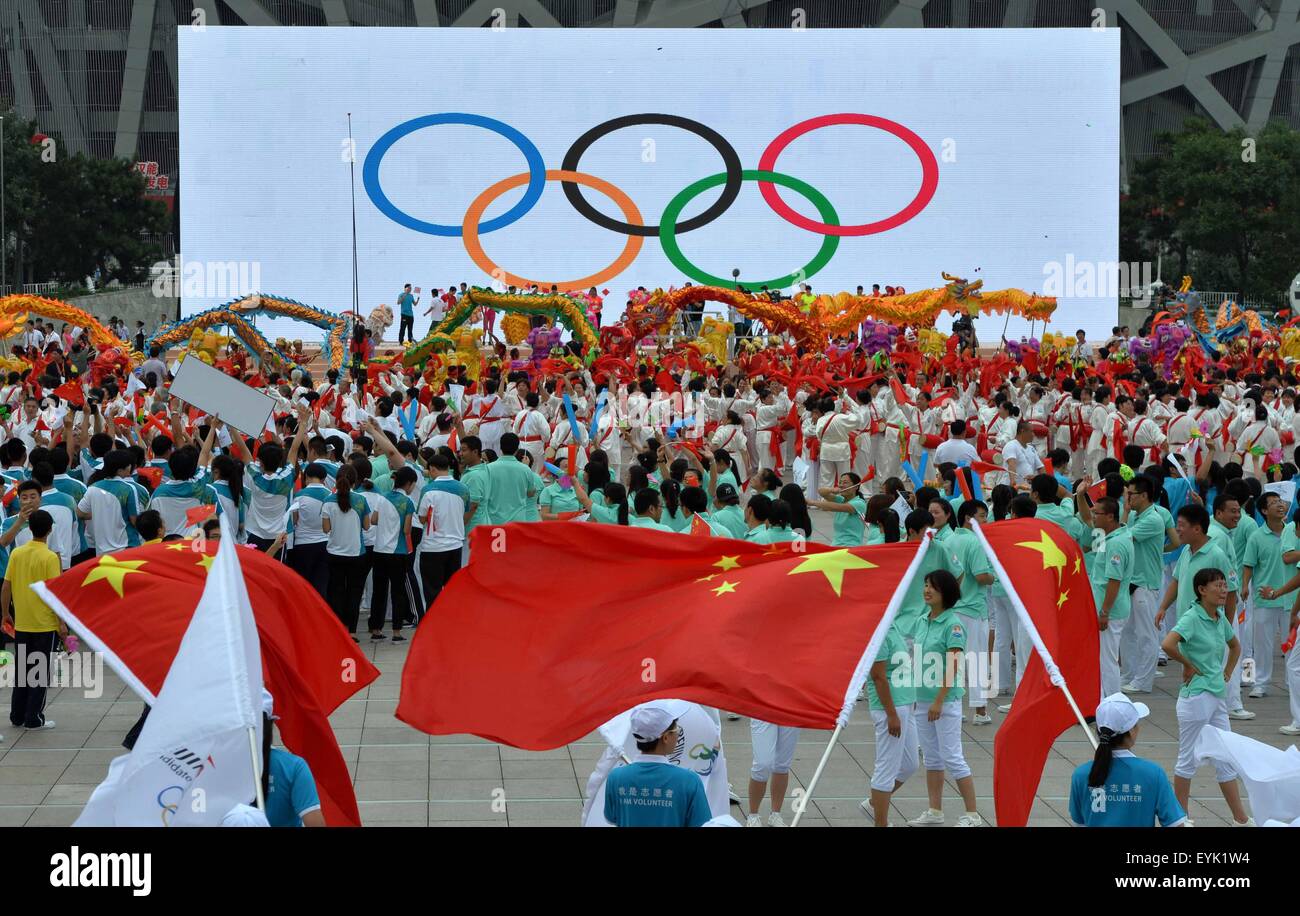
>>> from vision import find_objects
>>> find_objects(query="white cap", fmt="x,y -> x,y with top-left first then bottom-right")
221,804 -> 269,827
629,700 -> 690,743
1095,692 -> 1149,735
261,688 -> 279,721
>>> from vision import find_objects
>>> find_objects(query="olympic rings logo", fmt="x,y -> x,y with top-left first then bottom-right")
362,112 -> 939,291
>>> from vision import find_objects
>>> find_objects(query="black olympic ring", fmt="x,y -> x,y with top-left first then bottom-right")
559,113 -> 744,238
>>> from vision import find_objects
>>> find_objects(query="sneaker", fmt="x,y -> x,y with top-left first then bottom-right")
391,634 -> 407,643
370,633 -> 385,642
24,721 -> 54,730
907,808 -> 945,826
1249,686 -> 1267,699
728,784 -> 741,805
971,713 -> 993,725
1157,657 -> 1168,666
1227,708 -> 1256,721
1231,817 -> 1256,827
955,813 -> 984,827
1121,683 -> 1151,694
767,811 -> 787,828
1280,723 -> 1300,736
745,814 -> 763,827
859,798 -> 872,816
1183,818 -> 1195,827
1153,669 -> 1166,679
996,703 -> 1013,713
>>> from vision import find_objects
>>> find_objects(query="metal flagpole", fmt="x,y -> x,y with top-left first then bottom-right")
247,725 -> 266,810
348,113 -> 360,319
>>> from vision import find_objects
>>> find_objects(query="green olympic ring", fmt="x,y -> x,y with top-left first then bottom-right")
659,169 -> 840,291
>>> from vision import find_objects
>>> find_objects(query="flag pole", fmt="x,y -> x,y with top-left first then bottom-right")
969,519 -> 1098,749
248,725 -> 266,810
790,535 -> 935,827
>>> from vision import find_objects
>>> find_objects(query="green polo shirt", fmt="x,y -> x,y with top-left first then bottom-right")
1089,527 -> 1134,621
1207,519 -> 1240,570
829,495 -> 867,547
1242,523 -> 1289,609
748,524 -> 801,544
539,482 -> 582,515
1037,501 -> 1089,553
1280,521 -> 1300,570
1230,514 -> 1258,565
948,527 -> 993,621
1172,603 -> 1235,699
484,455 -> 536,524
461,463 -> 492,530
1126,503 -> 1167,590
896,539 -> 965,635
867,622 -> 915,711
1173,540 -> 1239,620
629,514 -> 674,533
709,504 -> 747,540
911,607 -> 967,705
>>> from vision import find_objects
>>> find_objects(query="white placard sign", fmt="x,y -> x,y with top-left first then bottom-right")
168,355 -> 276,437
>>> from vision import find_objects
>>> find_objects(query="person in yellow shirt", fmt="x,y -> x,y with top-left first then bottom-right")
2,510 -> 66,730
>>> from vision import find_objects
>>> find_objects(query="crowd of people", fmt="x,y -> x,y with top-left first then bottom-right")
0,300 -> 1296,827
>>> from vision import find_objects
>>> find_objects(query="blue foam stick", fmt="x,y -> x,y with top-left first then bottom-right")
544,461 -> 565,478
588,391 -> 608,440
562,392 -> 581,441
959,460 -> 984,502
917,450 -> 930,482
665,418 -> 686,440
901,460 -> 923,489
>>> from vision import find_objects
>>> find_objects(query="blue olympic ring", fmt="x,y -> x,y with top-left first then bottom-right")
361,113 -> 546,238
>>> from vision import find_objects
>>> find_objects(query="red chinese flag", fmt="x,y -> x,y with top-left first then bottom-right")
1086,479 -> 1108,503
138,466 -> 163,491
53,379 -> 84,407
980,519 -> 1100,826
184,503 -> 216,526
654,369 -> 678,395
40,543 -> 380,827
396,524 -> 922,749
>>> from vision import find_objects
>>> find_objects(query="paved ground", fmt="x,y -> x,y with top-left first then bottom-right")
1,511 -> 1295,827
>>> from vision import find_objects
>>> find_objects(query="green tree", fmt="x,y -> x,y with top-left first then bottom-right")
1,107 -> 167,288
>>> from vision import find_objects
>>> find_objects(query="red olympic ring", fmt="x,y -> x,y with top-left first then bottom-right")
757,113 -> 939,238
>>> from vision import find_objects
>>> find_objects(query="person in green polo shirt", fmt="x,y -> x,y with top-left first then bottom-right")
1161,567 -> 1254,827
1030,474 -> 1088,552
907,569 -> 982,828
808,473 -> 867,547
1155,504 -> 1238,634
1121,475 -> 1175,694
860,620 -> 918,827
748,500 -> 803,545
1249,493 -> 1296,702
629,488 -> 674,533
948,500 -> 996,725
485,433 -> 538,524
457,436 -> 492,539
709,483 -> 747,539
1089,497 -> 1134,697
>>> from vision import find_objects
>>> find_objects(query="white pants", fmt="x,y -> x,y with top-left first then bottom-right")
877,428 -> 903,483
1287,636 -> 1300,727
1226,609 -> 1244,711
955,612 -> 993,707
1174,692 -> 1238,781
1014,619 -> 1031,688
853,435 -> 879,481
913,700 -> 971,779
1238,594 -> 1255,664
802,457 -> 821,503
1254,605 -> 1290,688
989,594 -> 1015,695
1157,565 -> 1177,657
478,420 -> 503,456
818,458 -> 849,493
870,703 -> 919,792
1100,615 -> 1127,698
1122,586 -> 1160,691
756,431 -> 781,472
749,719 -> 798,782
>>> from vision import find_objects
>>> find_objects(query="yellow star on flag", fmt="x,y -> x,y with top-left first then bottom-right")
1073,557 -> 1081,576
762,544 -> 788,556
1057,589 -> 1070,609
81,556 -> 147,597
713,556 -> 741,572
696,574 -> 717,583
712,581 -> 738,597
787,549 -> 876,598
1016,530 -> 1068,586
196,553 -> 215,571
165,542 -> 189,552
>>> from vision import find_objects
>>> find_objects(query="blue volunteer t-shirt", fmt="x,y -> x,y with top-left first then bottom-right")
1068,753 -> 1186,827
265,748 -> 321,828
398,291 -> 415,317
603,758 -> 710,827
